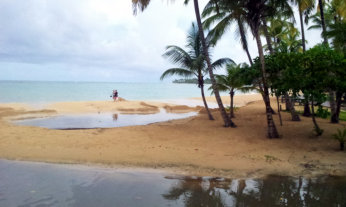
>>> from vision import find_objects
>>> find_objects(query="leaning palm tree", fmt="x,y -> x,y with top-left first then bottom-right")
161,23 -> 234,120
243,0 -> 280,138
132,0 -> 235,127
213,63 -> 254,118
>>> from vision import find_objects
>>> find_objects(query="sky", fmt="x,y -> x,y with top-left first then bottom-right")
0,0 -> 323,82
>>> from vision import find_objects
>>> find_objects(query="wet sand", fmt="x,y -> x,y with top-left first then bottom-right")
0,94 -> 345,178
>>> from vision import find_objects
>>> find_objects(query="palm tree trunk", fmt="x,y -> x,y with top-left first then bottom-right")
317,0 -> 337,123
237,18 -> 253,65
330,91 -> 338,123
333,91 -> 343,124
303,94 -> 311,117
230,89 -> 235,118
311,97 -> 323,136
276,95 -> 283,126
254,31 -> 279,138
193,0 -> 235,127
262,17 -> 274,55
259,84 -> 275,114
285,93 -> 300,121
201,84 -> 214,120
318,0 -> 329,45
298,7 -> 306,52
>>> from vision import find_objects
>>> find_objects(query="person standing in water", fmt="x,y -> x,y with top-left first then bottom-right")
112,90 -> 118,102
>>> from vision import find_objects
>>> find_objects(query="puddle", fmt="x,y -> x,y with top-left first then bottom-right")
0,160 -> 345,207
12,110 -> 197,129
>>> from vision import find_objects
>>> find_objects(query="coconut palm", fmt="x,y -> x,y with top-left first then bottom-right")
260,0 -> 294,55
213,63 -> 254,118
291,0 -> 315,52
202,0 -> 253,65
161,23 -> 234,120
243,0 -> 280,138
132,0 -> 235,127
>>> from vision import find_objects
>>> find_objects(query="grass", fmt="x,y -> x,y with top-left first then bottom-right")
288,105 -> 346,121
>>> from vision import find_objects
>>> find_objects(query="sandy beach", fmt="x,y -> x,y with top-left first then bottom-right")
0,93 -> 345,178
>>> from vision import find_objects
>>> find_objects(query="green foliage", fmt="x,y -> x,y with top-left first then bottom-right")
161,23 -> 233,88
332,128 -> 346,150
316,106 -> 330,118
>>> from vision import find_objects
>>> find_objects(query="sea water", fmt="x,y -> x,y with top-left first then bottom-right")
0,80 -> 229,103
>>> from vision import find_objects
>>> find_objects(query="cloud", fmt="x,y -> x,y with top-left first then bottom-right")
0,0 -> 324,82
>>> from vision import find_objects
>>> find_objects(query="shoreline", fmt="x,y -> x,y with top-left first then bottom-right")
0,93 -> 345,179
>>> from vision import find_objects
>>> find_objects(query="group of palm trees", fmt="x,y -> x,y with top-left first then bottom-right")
132,0 -> 345,138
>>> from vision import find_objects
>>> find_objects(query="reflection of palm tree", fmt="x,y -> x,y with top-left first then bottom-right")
163,177 -> 231,207
163,175 -> 346,206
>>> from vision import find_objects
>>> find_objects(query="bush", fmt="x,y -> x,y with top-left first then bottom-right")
316,106 -> 330,119
332,128 -> 346,151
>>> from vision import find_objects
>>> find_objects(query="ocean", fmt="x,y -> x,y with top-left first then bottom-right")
0,80 -> 225,104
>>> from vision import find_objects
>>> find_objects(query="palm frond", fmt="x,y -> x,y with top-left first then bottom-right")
212,58 -> 235,70
160,68 -> 194,80
163,45 -> 193,69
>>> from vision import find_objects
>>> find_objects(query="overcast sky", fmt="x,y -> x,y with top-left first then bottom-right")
0,0 -> 323,82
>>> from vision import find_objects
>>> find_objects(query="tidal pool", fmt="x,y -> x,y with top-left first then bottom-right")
0,160 -> 345,207
12,110 -> 197,129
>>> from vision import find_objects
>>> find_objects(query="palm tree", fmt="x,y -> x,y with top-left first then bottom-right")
243,0 -> 280,138
318,0 -> 329,45
202,0 -> 253,65
260,0 -> 294,55
213,63 -> 254,118
291,0 -> 315,52
161,23 -> 234,120
132,0 -> 235,127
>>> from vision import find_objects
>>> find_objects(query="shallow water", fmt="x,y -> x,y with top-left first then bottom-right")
12,110 -> 197,129
1,160 -> 346,207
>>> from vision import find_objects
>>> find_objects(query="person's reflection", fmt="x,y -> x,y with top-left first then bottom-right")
112,114 -> 118,121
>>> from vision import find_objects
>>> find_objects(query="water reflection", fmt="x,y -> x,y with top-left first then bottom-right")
112,113 -> 118,121
13,110 -> 198,129
1,160 -> 346,207
163,175 -> 346,207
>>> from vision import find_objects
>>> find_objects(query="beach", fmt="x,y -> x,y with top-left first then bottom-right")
0,93 -> 345,178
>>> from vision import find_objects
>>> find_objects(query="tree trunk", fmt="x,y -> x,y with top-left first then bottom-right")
303,94 -> 311,117
254,31 -> 279,138
285,95 -> 290,111
333,91 -> 343,123
311,97 -> 323,136
201,84 -> 214,120
230,89 -> 235,118
330,91 -> 338,123
318,0 -> 329,45
259,83 -> 275,114
262,17 -> 274,55
237,18 -> 253,65
285,94 -> 300,121
193,0 -> 235,127
298,7 -> 306,52
340,142 -> 345,151
276,95 -> 283,126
